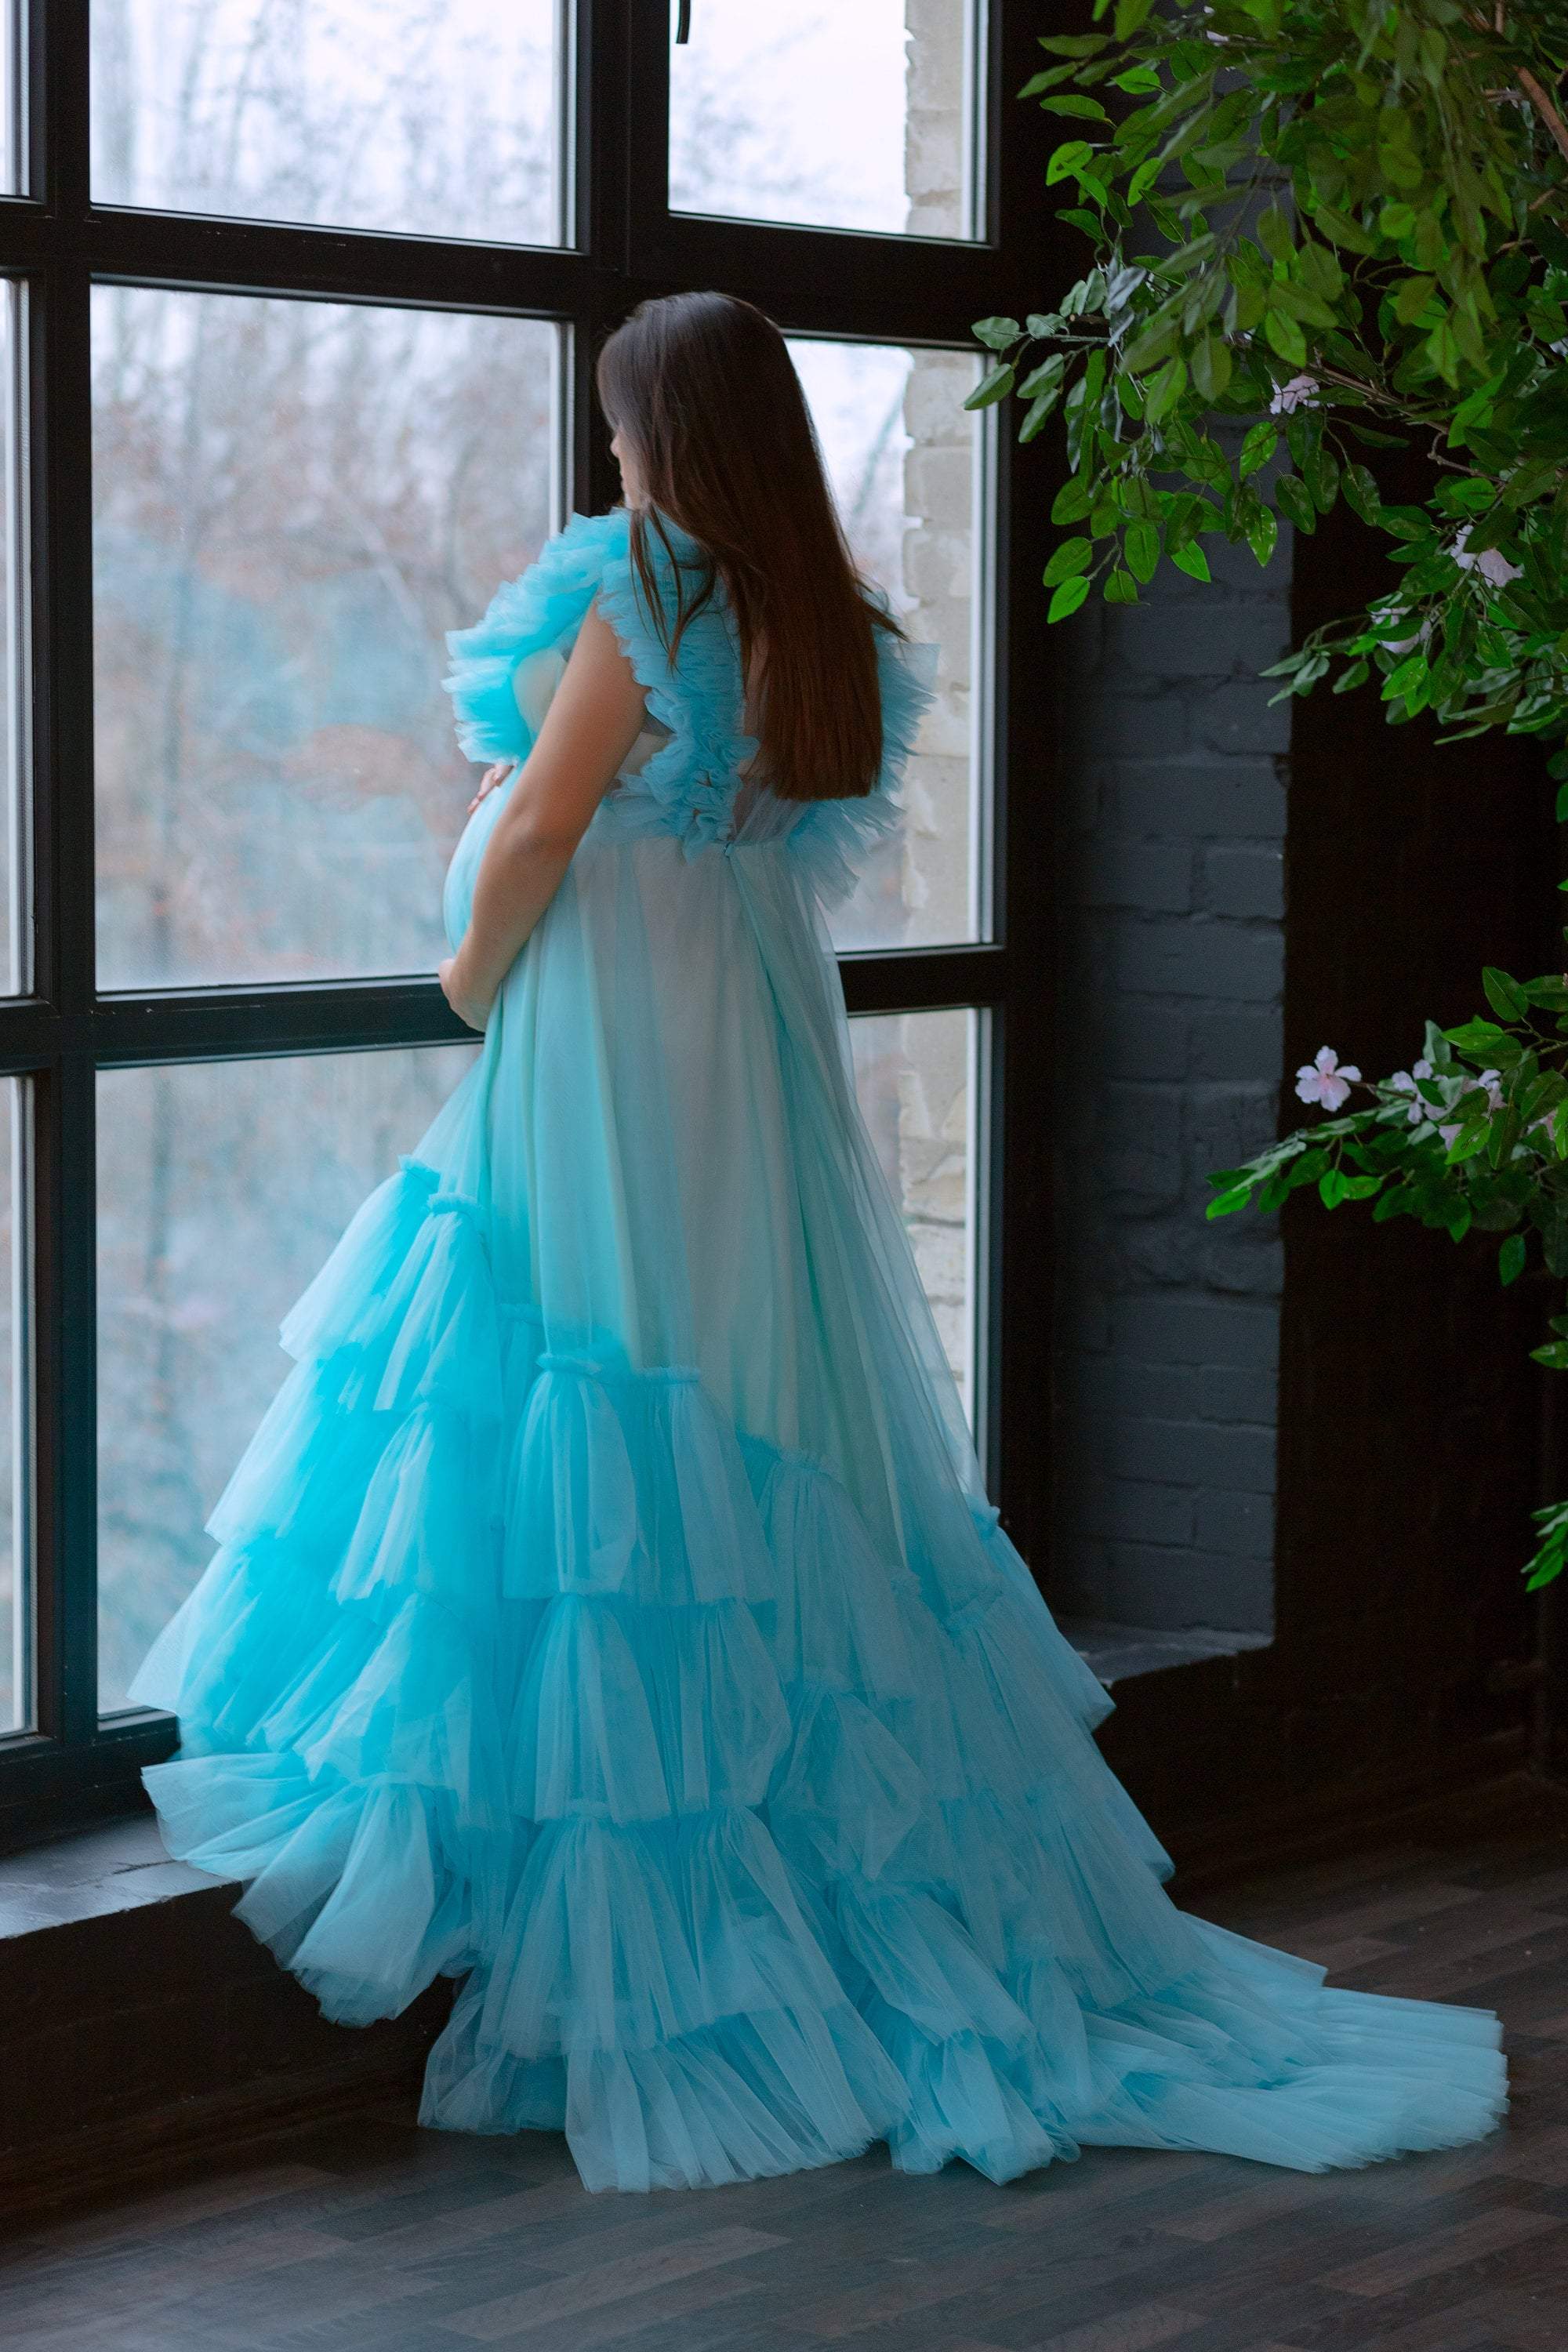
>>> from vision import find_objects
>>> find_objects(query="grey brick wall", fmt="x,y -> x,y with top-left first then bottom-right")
1051,529 -> 1292,1638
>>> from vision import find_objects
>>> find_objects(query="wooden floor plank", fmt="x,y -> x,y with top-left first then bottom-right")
5,1777 -> 1566,2352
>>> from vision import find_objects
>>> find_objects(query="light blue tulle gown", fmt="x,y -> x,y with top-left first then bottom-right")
132,506 -> 1508,2194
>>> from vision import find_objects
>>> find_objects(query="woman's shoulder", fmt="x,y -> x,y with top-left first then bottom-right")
443,510 -> 633,763
486,506 -> 634,630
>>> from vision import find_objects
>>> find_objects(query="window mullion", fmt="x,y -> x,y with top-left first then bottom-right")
30,0 -> 97,1747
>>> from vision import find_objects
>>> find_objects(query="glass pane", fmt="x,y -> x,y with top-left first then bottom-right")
790,339 -> 985,952
851,1008 -> 976,1422
97,1044 -> 477,1713
0,281 -> 22,996
0,4 -> 21,197
0,1080 -> 23,1731
91,0 -> 567,245
670,0 -> 982,239
93,290 -> 557,990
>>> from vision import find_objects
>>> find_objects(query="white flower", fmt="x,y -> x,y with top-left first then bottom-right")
1388,1058 -> 1434,1125
1451,526 -> 1523,588
1476,548 -> 1521,587
1367,601 -> 1421,657
1295,1046 -> 1361,1111
1269,373 -> 1319,416
1432,1068 -> 1505,1149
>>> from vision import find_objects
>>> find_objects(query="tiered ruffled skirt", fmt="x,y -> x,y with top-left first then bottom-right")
137,1138 -> 1509,2193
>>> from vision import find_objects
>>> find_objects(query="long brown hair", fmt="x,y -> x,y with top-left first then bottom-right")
595,292 -> 899,805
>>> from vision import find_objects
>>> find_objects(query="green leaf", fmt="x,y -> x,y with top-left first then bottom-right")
1123,318 -> 1177,376
1206,1186 -> 1254,1220
964,363 -> 1015,411
1040,95 -> 1110,122
1305,444 -> 1340,515
1239,423 -> 1277,481
1043,536 -> 1093,586
1046,140 -> 1094,187
1341,462 -> 1381,523
974,316 -> 1020,352
1169,542 -> 1211,583
1018,354 -> 1065,397
1246,501 -> 1279,569
1427,316 -> 1461,387
1047,575 -> 1092,623
1191,331 -> 1232,401
1392,274 -> 1438,325
1018,66 -> 1080,99
1103,568 -> 1139,604
1319,1169 -> 1349,1209
1263,307 -> 1308,367
1481,967 -> 1529,1022
1142,353 -> 1188,423
1125,519 -> 1160,583
1127,158 -> 1161,209
1309,199 -> 1377,256
1445,1018 -> 1509,1056
1275,475 -> 1316,535
1501,1232 -> 1527,1286
1018,389 -> 1060,442
1257,205 -> 1293,263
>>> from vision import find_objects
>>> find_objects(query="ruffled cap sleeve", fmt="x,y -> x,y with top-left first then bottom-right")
444,508 -> 632,765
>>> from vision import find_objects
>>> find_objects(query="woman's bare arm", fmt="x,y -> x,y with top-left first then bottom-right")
439,604 -> 648,1029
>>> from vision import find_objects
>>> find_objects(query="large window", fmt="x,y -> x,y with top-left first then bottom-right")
1,0 -> 1051,1834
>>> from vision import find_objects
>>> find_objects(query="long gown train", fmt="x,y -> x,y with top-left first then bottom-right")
133,506 -> 1508,2193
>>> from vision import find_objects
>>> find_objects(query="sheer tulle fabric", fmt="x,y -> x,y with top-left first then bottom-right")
135,508 -> 1508,2194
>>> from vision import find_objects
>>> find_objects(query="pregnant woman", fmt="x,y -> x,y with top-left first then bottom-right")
133,291 -> 1508,2195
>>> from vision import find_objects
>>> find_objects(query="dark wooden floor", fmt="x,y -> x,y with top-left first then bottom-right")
5,1775 -> 1568,2352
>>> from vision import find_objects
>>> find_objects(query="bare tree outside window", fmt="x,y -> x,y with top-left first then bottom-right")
670,0 -> 978,241
93,290 -> 557,989
91,0 -> 565,245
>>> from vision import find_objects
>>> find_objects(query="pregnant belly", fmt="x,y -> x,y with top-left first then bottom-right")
441,775 -> 514,953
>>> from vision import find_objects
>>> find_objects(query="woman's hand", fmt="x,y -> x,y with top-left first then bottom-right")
438,955 -> 494,1034
466,759 -> 514,816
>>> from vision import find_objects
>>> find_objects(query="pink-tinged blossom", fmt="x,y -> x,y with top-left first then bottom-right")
1367,601 -> 1421,658
1295,1046 -> 1361,1110
1388,1058 -> 1434,1124
1439,1070 -> 1507,1149
1270,373 -> 1319,416
1451,527 -> 1523,588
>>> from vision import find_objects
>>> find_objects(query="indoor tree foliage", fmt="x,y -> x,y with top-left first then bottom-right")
975,0 -> 1568,1584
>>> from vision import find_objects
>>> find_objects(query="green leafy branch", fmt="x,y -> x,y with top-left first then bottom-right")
978,0 -> 1568,761
1210,953 -> 1568,1587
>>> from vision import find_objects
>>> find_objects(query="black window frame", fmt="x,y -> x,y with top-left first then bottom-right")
0,0 -> 1055,1842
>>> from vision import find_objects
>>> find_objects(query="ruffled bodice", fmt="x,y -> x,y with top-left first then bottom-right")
441,506 -> 935,939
